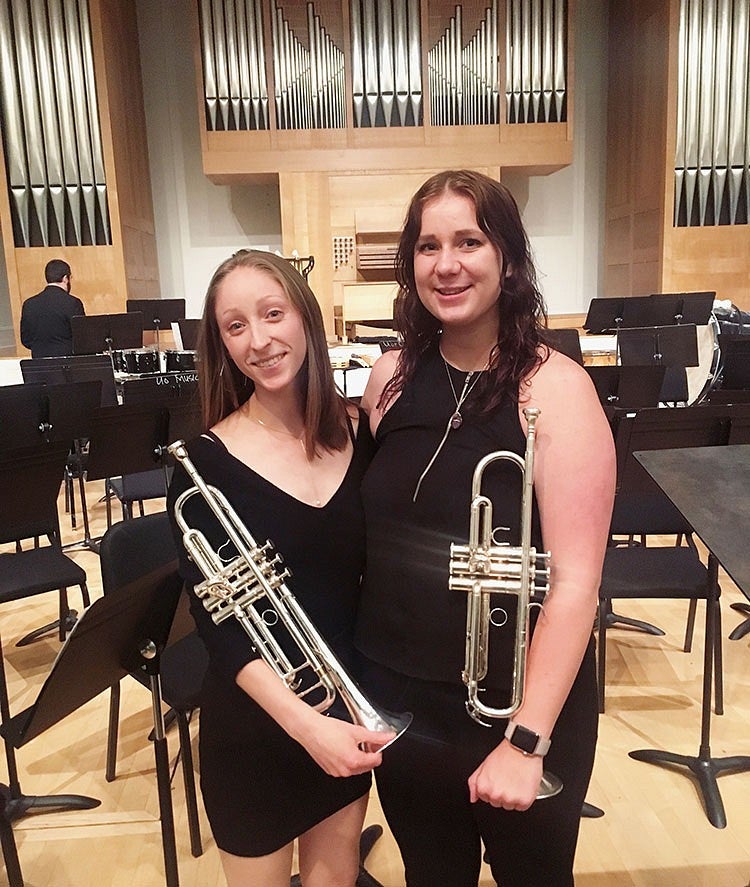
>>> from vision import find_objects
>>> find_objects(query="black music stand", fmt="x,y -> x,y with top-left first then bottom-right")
583,297 -> 627,333
71,312 -> 144,355
46,380 -> 105,552
20,355 -> 118,407
174,319 -> 200,350
0,624 -> 100,887
630,445 -> 750,829
0,384 -> 47,451
85,402 -> 170,532
0,562 -> 185,886
585,365 -> 666,409
127,299 -> 186,352
282,252 -> 315,280
652,291 -> 714,325
617,324 -> 699,404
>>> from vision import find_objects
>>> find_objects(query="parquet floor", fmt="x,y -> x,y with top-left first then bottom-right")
2,479 -> 750,886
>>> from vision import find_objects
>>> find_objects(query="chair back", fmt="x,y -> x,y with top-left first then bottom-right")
0,443 -> 71,545
99,512 -> 178,597
99,513 -> 192,648
608,405 -> 740,536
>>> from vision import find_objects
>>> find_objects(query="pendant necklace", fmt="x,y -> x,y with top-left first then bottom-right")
444,358 -> 485,429
412,354 -> 487,503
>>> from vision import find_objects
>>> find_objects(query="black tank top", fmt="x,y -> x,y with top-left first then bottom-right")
355,345 -> 542,688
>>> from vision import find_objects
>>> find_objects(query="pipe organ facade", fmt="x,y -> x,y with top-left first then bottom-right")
506,0 -> 567,124
199,0 -> 269,131
352,0 -> 422,127
0,0 -> 111,248
196,1 -> 569,132
674,0 -> 749,227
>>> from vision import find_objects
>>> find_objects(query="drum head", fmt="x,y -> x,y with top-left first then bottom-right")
686,314 -> 722,404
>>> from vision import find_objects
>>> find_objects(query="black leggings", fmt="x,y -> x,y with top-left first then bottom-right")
360,640 -> 598,887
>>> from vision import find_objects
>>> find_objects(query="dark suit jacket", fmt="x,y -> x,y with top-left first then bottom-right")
20,285 -> 86,358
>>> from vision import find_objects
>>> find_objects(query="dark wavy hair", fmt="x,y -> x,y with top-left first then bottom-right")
382,170 -> 548,413
197,249 -> 348,456
45,259 -> 71,283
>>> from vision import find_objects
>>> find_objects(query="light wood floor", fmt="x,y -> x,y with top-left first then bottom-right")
2,482 -> 750,887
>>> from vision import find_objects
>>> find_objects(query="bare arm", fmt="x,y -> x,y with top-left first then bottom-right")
360,349 -> 401,433
235,659 -> 393,777
469,351 -> 615,808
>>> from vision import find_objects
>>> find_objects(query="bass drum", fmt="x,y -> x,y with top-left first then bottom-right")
686,313 -> 722,404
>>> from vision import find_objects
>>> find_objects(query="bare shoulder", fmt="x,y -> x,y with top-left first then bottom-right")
345,400 -> 361,433
360,348 -> 401,417
523,349 -> 606,434
528,349 -> 595,401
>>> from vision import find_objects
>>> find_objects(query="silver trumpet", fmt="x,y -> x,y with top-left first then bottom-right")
448,408 -> 562,798
169,440 -> 411,747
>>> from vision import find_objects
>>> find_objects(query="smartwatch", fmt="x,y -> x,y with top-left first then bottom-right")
504,721 -> 551,757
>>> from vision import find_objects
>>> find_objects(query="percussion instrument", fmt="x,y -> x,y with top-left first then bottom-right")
112,348 -> 160,375
163,350 -> 197,372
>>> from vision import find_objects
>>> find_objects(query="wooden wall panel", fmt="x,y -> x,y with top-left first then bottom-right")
3,0 -> 158,355
663,227 -> 750,308
604,0 -> 669,298
92,0 -> 159,302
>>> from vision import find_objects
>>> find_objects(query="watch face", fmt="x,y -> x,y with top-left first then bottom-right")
511,725 -> 539,754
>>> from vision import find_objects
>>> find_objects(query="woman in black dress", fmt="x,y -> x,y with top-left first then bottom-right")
167,250 -> 391,886
355,170 -> 616,886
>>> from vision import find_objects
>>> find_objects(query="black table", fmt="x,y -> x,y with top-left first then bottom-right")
632,444 -> 750,828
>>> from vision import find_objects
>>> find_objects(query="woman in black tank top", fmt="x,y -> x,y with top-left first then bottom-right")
355,171 -> 616,887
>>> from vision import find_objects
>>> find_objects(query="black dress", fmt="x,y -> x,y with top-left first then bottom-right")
355,345 -> 598,887
167,417 -> 374,857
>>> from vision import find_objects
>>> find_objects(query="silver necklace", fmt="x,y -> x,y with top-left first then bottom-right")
248,407 -> 323,507
444,358 -> 484,429
412,356 -> 486,502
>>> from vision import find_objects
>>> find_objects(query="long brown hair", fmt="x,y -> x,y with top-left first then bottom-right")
197,249 -> 349,456
382,170 -> 548,413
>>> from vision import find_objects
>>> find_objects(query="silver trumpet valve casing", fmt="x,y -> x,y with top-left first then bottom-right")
169,440 -> 412,745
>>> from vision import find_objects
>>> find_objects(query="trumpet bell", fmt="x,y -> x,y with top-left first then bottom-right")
360,709 -> 413,753
538,771 -> 564,799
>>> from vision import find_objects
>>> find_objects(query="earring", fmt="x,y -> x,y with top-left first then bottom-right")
220,360 -> 226,377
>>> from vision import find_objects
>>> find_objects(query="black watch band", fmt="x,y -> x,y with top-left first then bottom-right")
504,721 -> 551,757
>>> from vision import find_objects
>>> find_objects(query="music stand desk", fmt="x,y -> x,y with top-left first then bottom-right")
631,445 -> 750,828
0,563 -> 184,885
71,312 -> 144,355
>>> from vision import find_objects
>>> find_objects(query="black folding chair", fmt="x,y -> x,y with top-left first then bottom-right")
597,406 -> 733,712
0,443 -> 89,648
